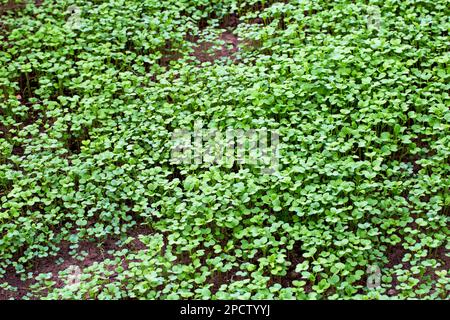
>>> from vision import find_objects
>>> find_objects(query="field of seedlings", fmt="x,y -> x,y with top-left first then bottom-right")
0,0 -> 449,300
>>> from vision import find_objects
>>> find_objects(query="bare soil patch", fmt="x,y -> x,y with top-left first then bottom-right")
190,32 -> 240,64
0,225 -> 153,299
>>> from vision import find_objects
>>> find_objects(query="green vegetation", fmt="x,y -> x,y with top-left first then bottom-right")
0,0 -> 449,300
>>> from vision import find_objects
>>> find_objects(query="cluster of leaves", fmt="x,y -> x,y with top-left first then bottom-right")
0,0 -> 449,299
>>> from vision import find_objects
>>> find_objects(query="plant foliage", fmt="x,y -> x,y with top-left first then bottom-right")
0,0 -> 449,300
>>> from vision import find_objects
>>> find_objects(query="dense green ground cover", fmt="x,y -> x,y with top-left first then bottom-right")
0,0 -> 449,299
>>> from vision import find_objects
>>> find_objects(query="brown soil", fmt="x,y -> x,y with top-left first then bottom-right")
190,32 -> 240,64
435,246 -> 450,268
384,242 -> 449,297
0,240 -> 113,300
207,270 -> 246,294
219,13 -> 240,29
385,243 -> 409,269
248,17 -> 264,25
0,0 -> 41,13
0,225 -> 153,300
0,0 -> 26,13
